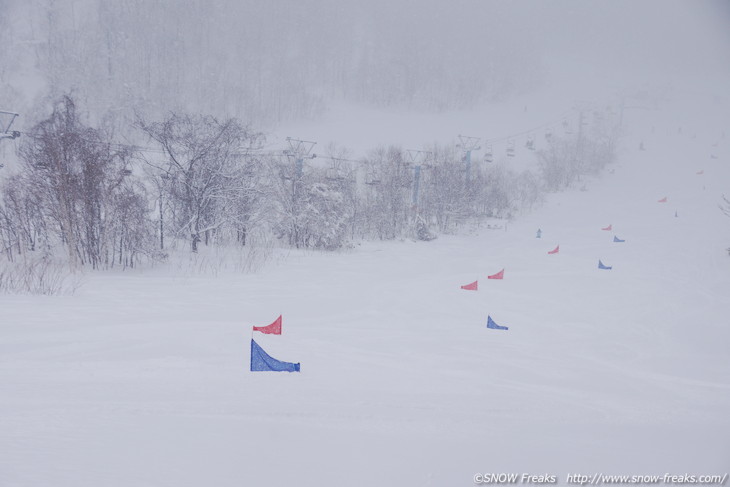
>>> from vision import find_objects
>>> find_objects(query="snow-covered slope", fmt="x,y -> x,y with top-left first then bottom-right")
1,92 -> 729,486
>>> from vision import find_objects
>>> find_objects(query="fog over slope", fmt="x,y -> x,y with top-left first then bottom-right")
1,0 -> 727,132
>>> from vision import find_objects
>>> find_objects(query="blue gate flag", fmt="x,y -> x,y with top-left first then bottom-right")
251,339 -> 300,372
613,236 -> 625,243
536,228 -> 542,238
487,316 -> 508,330
598,260 -> 612,270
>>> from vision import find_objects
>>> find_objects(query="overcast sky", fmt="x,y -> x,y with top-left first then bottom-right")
534,0 -> 729,89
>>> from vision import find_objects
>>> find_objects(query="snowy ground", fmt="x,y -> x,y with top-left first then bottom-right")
1,92 -> 729,486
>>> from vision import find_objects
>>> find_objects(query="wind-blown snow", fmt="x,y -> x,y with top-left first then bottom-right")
1,92 -> 729,486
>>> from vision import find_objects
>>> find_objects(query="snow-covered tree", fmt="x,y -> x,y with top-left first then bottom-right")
137,112 -> 263,252
5,95 -> 152,268
271,157 -> 353,250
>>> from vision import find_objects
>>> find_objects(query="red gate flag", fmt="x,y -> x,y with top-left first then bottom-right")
601,224 -> 612,231
548,245 -> 559,254
488,269 -> 504,280
253,315 -> 282,335
658,197 -> 667,203
461,280 -> 478,291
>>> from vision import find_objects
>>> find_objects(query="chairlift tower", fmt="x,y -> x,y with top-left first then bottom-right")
283,137 -> 316,216
406,149 -> 432,208
283,137 -> 317,178
574,101 -> 591,153
457,135 -> 481,181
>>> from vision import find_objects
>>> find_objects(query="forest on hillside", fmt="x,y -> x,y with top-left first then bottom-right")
0,0 -> 542,128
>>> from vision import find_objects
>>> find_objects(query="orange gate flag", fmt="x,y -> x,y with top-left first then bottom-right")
253,315 -> 282,335
488,269 -> 504,280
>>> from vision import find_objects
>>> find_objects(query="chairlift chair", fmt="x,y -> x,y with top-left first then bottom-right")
0,110 -> 20,140
525,134 -> 536,151
563,118 -> 573,134
483,145 -> 493,163
365,169 -> 381,186
325,165 -> 344,182
280,165 -> 293,181
506,139 -> 516,157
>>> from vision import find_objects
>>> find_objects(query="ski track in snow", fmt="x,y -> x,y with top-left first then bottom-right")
1,94 -> 729,486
